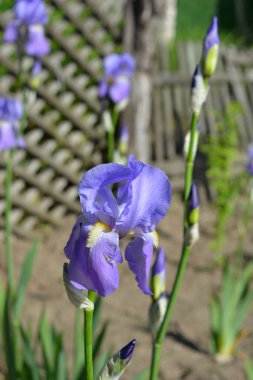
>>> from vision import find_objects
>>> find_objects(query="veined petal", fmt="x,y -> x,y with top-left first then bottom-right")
104,53 -> 122,76
15,0 -> 48,24
116,155 -> 171,235
78,163 -> 131,227
125,233 -> 154,295
65,217 -> 122,297
109,77 -> 131,103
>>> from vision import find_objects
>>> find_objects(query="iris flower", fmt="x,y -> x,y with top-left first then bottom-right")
0,97 -> 25,151
98,53 -> 136,104
4,0 -> 50,58
64,156 -> 171,297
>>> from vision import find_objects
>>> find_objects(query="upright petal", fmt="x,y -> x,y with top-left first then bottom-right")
0,122 -> 25,151
104,53 -> 121,76
125,234 -> 154,295
116,156 -> 171,235
119,53 -> 136,77
15,0 -> 48,24
78,163 -> 131,226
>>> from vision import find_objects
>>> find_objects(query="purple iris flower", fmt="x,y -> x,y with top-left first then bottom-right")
4,0 -> 50,58
0,97 -> 25,151
246,145 -> 253,176
64,155 -> 171,297
98,53 -> 136,104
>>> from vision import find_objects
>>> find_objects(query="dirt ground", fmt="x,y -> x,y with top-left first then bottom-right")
1,189 -> 253,380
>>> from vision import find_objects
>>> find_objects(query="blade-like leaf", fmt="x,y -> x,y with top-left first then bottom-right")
93,321 -> 108,360
245,359 -> 253,380
39,312 -> 55,377
73,310 -> 85,380
131,369 -> 149,380
56,350 -> 68,380
14,240 -> 39,320
21,327 -> 40,380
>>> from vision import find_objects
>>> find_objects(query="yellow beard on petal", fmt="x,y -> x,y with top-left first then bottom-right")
86,222 -> 111,248
150,230 -> 159,248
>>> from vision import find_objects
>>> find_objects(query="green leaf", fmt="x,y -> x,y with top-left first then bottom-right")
93,321 -> 108,360
245,359 -> 253,380
20,327 -> 40,380
14,240 -> 39,320
3,292 -> 16,380
39,312 -> 55,377
56,351 -> 68,380
131,368 -> 149,380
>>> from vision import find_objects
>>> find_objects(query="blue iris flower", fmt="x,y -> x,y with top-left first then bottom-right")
98,53 -> 136,104
64,156 -> 171,297
4,0 -> 50,58
0,97 -> 25,151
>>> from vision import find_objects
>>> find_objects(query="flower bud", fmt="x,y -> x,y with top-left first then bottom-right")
183,121 -> 200,161
185,184 -> 200,247
190,65 -> 208,114
151,247 -> 166,301
118,124 -> 129,156
149,293 -> 168,339
63,263 -> 94,310
201,17 -> 219,79
98,339 -> 136,380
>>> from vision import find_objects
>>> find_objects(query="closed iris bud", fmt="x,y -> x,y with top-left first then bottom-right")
185,184 -> 200,247
201,17 -> 219,79
149,292 -> 168,339
151,247 -> 167,301
63,263 -> 94,310
98,339 -> 136,380
190,65 -> 208,115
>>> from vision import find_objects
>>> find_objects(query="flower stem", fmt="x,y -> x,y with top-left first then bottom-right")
84,291 -> 96,380
107,108 -> 120,163
149,112 -> 199,380
4,149 -> 15,295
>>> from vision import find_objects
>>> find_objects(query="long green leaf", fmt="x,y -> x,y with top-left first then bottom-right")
39,312 -> 54,377
3,293 -> 16,380
131,369 -> 149,380
20,327 -> 40,380
56,351 -> 68,380
245,359 -> 253,380
93,321 -> 108,360
14,240 -> 39,320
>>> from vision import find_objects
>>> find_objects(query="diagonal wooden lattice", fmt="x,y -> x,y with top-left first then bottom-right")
0,0 -> 122,238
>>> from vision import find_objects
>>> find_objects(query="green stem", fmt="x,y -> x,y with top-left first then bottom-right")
107,108 -> 120,163
149,112 -> 199,380
84,291 -> 96,380
4,149 -> 15,295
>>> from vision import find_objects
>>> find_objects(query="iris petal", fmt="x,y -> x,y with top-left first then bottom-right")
3,20 -> 19,43
116,155 -> 172,235
26,25 -> 50,57
78,163 -> 131,226
125,234 -> 153,295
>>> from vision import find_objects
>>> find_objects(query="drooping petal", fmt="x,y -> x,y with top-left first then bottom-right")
125,234 -> 154,295
116,155 -> 171,235
69,230 -> 121,297
3,20 -> 19,43
64,214 -> 87,260
0,121 -> 25,151
26,25 -> 50,57
109,77 -> 131,103
78,163 -> 131,226
98,78 -> 109,98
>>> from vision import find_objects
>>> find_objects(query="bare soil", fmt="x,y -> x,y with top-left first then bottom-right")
1,191 -> 253,380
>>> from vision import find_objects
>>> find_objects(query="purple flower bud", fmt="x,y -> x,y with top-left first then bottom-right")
188,184 -> 199,213
201,17 -> 219,78
119,339 -> 136,362
191,65 -> 207,114
151,247 -> 167,300
99,339 -> 136,379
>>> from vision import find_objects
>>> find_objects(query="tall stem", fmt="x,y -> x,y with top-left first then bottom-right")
84,291 -> 96,380
4,149 -> 15,295
107,108 -> 120,163
149,112 -> 199,380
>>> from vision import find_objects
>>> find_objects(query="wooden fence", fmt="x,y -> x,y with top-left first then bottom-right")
150,42 -> 253,189
0,0 -> 121,237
